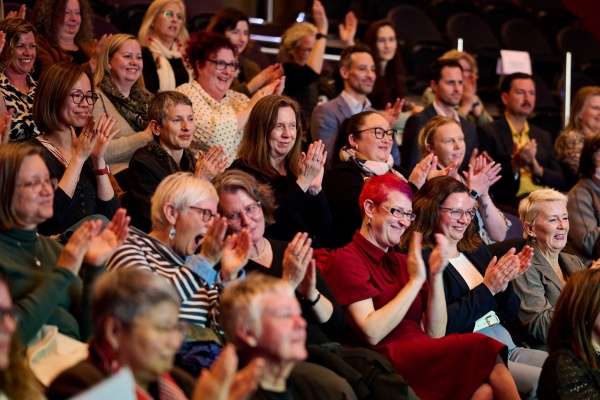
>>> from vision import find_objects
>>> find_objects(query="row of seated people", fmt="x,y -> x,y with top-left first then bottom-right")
1,130 -> 597,398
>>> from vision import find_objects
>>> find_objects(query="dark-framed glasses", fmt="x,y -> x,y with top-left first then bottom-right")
206,59 -> 240,72
188,206 -> 215,222
16,177 -> 58,192
224,202 -> 262,224
70,90 -> 99,106
0,306 -> 19,322
439,207 -> 476,221
372,201 -> 416,221
355,127 -> 397,140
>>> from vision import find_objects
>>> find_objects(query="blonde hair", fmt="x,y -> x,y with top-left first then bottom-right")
278,22 -> 317,63
440,49 -> 478,77
150,172 -> 218,230
94,33 -> 147,91
138,0 -> 189,47
417,115 -> 461,158
518,189 -> 568,240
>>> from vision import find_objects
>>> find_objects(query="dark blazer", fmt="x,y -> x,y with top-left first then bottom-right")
425,244 -> 520,335
400,104 -> 478,172
311,94 -> 400,168
479,117 -> 566,206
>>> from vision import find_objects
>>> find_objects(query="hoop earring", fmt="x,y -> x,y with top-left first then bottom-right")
169,226 -> 176,240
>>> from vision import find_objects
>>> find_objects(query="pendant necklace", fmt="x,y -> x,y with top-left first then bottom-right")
17,238 -> 42,267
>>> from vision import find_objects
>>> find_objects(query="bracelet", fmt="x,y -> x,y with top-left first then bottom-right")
301,291 -> 321,307
93,165 -> 110,175
316,33 -> 327,40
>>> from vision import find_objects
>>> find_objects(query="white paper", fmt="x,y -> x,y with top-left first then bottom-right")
496,50 -> 532,75
71,368 -> 136,400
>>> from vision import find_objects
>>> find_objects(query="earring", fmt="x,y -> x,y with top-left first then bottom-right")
530,236 -> 536,244
366,218 -> 372,230
169,226 -> 176,240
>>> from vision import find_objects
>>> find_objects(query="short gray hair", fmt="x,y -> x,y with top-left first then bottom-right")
151,172 -> 218,230
148,91 -> 192,126
92,269 -> 180,337
518,189 -> 568,239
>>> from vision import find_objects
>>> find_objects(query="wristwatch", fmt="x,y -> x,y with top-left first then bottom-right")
469,189 -> 479,200
316,33 -> 327,40
93,165 -> 110,176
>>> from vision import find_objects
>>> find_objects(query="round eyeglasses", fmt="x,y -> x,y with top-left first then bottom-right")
224,202 -> 262,225
439,207 -> 476,221
70,90 -> 99,106
188,206 -> 215,222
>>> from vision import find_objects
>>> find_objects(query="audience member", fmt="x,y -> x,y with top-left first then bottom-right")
0,273 -> 44,399
33,0 -> 105,77
206,7 -> 283,97
402,176 -> 546,398
537,268 -> 600,399
321,173 -> 519,399
418,116 -> 509,244
0,142 -> 129,344
513,189 -> 586,349
0,18 -> 40,141
93,33 -> 153,182
127,91 -> 227,232
554,86 -> 600,182
138,0 -> 190,93
323,111 -> 432,249
311,44 -> 401,167
107,172 -> 248,329
30,62 -> 120,237
230,95 -> 330,246
567,134 -> 600,266
479,73 -> 566,208
176,31 -> 283,164
421,50 -> 492,127
401,59 -> 478,172
278,0 -> 328,133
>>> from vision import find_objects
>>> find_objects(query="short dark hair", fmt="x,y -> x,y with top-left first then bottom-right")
579,134 -> 600,179
339,43 -> 372,70
147,91 -> 192,126
429,59 -> 462,83
500,72 -> 534,94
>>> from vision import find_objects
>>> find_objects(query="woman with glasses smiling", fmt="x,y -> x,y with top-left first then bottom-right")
176,31 -> 283,165
29,62 -> 120,238
400,176 -> 547,399
323,110 -> 433,248
138,0 -> 191,94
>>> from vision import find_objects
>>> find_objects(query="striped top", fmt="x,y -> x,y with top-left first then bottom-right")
106,227 -> 220,328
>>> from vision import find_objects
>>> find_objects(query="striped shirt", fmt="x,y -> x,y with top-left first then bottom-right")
106,227 -> 220,328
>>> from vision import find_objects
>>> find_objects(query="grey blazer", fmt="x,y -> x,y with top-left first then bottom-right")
512,248 -> 585,347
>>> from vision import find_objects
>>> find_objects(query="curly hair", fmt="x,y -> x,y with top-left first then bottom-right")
399,176 -> 480,252
0,18 -> 37,71
183,31 -> 237,79
33,0 -> 93,45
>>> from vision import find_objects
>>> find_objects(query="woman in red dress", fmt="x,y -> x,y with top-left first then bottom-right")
321,173 -> 518,399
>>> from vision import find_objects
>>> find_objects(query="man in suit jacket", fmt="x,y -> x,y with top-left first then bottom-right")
479,73 -> 566,207
311,44 -> 400,168
400,59 -> 478,172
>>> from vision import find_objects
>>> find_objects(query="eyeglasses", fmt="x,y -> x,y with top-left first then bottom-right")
16,177 -> 58,192
355,127 -> 397,140
224,202 -> 262,225
142,320 -> 188,340
372,201 -> 416,221
161,11 -> 184,20
206,59 -> 240,72
188,206 -> 215,222
0,306 -> 19,322
70,90 -> 99,106
439,207 -> 476,220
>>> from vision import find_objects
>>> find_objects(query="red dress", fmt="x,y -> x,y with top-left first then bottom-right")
321,232 -> 507,400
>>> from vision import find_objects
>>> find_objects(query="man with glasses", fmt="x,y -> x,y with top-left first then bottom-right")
312,44 -> 401,169
401,59 -> 479,173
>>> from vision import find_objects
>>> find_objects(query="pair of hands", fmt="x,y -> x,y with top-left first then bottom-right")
57,208 -> 130,274
71,113 -> 120,165
199,215 -> 252,282
249,77 -> 286,108
511,140 -> 542,176
195,145 -> 229,181
282,232 -> 319,301
249,64 -> 284,94
297,140 -> 327,194
406,232 -> 450,283
483,245 -> 534,295
464,154 -> 502,196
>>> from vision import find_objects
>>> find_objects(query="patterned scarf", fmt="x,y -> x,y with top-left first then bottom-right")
146,140 -> 196,174
339,146 -> 406,180
147,36 -> 186,92
99,76 -> 150,132
88,339 -> 187,400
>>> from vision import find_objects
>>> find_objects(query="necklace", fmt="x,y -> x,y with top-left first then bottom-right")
249,238 -> 267,261
17,238 -> 41,267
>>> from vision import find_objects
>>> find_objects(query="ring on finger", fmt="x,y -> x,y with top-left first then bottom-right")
84,131 -> 89,137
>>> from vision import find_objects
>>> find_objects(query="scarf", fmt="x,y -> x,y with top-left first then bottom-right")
99,76 -> 150,132
147,36 -> 185,92
147,140 -> 196,174
88,339 -> 188,400
339,146 -> 406,180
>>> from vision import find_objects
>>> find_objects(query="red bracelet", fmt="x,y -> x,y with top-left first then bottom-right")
93,166 -> 110,175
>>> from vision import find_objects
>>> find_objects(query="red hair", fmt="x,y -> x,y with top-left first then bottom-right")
359,173 -> 412,217
184,31 -> 237,78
